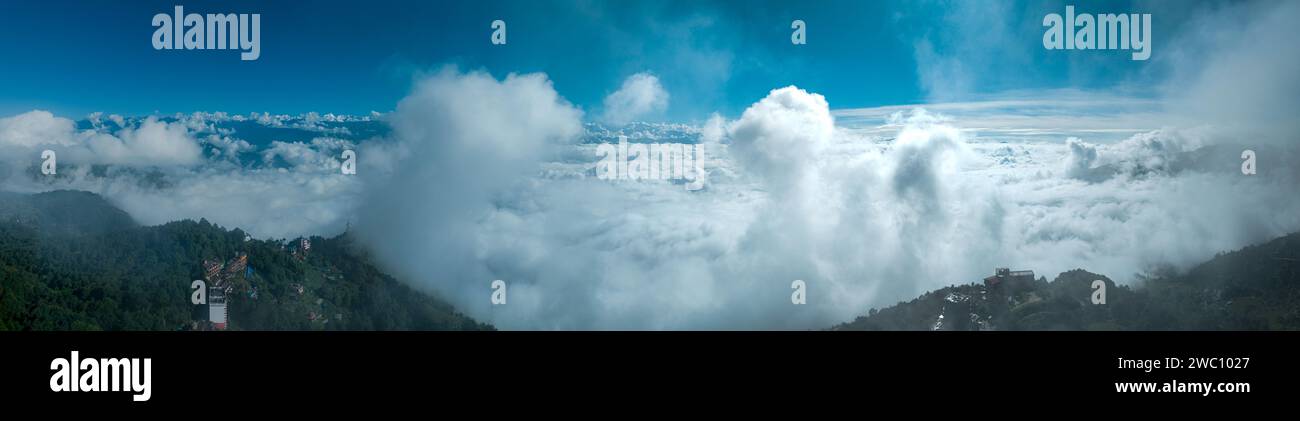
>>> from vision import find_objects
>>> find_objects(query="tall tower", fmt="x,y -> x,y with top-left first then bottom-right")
209,286 -> 227,330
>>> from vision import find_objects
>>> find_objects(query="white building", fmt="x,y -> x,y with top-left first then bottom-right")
209,286 -> 227,330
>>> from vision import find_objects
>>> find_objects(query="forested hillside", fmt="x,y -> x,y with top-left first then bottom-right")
0,190 -> 491,331
836,233 -> 1300,331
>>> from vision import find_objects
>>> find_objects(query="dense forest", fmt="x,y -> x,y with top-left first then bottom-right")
0,190 -> 491,331
835,232 -> 1300,331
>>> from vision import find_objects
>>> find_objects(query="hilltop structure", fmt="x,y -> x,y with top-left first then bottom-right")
984,267 -> 1037,295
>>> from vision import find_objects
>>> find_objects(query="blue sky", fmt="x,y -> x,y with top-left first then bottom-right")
0,0 -> 1193,119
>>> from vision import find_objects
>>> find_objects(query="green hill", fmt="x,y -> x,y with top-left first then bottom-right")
0,190 -> 491,331
835,233 -> 1300,331
0,190 -> 136,236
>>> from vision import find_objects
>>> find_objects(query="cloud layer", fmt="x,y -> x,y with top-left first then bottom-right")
601,72 -> 669,126
1,2 -> 1297,330
342,75 -> 1300,330
4,67 -> 1299,330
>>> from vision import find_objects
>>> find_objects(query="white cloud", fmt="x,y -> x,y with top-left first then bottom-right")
87,117 -> 203,166
0,110 -> 79,148
0,112 -> 203,167
601,72 -> 669,126
729,86 -> 832,190
1063,137 -> 1098,180
347,82 -> 1012,329
261,137 -> 355,172
352,68 -> 587,327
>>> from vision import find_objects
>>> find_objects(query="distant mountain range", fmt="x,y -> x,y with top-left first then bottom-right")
0,190 -> 490,331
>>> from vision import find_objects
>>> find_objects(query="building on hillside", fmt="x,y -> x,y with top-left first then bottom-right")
203,259 -> 224,282
226,253 -> 248,275
208,286 -> 228,330
292,238 -> 312,261
983,267 -> 1036,293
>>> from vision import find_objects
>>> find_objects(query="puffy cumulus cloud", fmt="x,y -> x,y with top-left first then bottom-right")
1105,129 -> 1207,176
688,95 -> 1003,329
0,112 -> 203,167
352,68 -> 589,328
446,84 -> 1297,330
87,117 -> 203,166
390,68 -> 582,163
700,113 -> 727,144
729,86 -> 832,191
204,135 -> 254,162
718,86 -> 853,327
347,80 -> 1017,330
601,72 -> 669,126
1062,128 -> 1223,183
0,110 -> 79,148
883,110 -> 969,216
1063,137 -> 1099,180
348,71 -> 774,329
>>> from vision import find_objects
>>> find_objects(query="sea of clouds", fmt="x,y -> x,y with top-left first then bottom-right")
1,1 -> 1297,329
